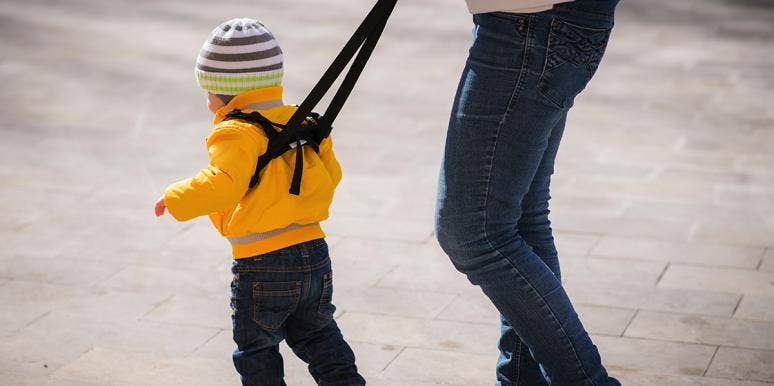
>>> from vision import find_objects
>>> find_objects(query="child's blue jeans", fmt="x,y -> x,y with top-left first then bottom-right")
230,238 -> 364,386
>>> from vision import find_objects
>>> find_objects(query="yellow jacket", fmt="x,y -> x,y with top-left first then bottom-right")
164,87 -> 342,258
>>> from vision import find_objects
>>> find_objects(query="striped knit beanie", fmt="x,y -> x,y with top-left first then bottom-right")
195,18 -> 283,96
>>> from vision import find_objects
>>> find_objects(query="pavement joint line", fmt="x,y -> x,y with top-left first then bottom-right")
86,262 -> 134,291
369,264 -> 400,288
619,309 -> 639,338
369,343 -> 492,357
549,229 -> 606,238
379,345 -> 406,372
327,232 -> 431,244
701,374 -> 774,385
344,309 -> 504,327
583,255 -> 766,271
756,247 -> 770,271
187,328 -> 227,357
138,294 -> 175,321
667,261 -> 774,273
372,284 -> 473,296
731,295 -> 745,318
582,253 -> 671,265
574,303 -> 638,313
622,308 -> 774,323
10,310 -> 53,336
593,334 -> 728,349
702,345 -> 721,377
430,293 -> 460,320
655,262 -> 671,285
329,234 -> 431,246
609,333 -> 750,351
137,318 -> 229,331
619,332 -> 774,352
580,234 -> 604,256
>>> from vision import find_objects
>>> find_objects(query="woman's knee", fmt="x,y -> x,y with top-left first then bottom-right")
435,209 -> 520,266
434,210 -> 489,263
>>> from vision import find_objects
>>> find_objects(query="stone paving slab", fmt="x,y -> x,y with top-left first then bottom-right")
735,295 -> 774,322
50,347 -> 238,386
625,311 -> 774,351
95,263 -> 231,299
335,286 -> 457,319
336,312 -> 499,355
659,264 -> 774,296
564,280 -> 742,317
610,372 -> 772,386
434,291 -> 637,337
142,294 -> 232,330
379,348 -> 492,385
595,336 -> 716,377
705,347 -> 774,384
553,232 -> 601,256
560,257 -> 667,286
590,236 -> 765,268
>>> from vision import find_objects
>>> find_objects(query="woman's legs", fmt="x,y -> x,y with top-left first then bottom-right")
435,6 -> 619,385
496,114 -> 567,385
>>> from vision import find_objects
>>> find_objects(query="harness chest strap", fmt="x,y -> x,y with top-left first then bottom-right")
223,109 -> 322,195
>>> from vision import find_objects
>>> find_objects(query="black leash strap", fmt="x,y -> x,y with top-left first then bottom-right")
253,0 -> 397,194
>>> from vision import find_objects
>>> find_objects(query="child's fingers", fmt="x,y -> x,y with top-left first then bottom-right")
155,198 -> 166,217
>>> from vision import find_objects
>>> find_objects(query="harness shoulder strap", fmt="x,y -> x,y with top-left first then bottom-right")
238,0 -> 397,195
223,110 -> 282,141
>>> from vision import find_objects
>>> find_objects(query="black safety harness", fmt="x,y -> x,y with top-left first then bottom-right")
223,0 -> 397,195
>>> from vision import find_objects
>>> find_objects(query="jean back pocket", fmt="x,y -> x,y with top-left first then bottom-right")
537,18 -> 612,109
252,280 -> 302,331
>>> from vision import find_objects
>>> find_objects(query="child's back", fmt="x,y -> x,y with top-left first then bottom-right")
164,88 -> 342,258
155,18 -> 364,386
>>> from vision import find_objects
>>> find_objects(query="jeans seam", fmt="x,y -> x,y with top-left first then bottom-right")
514,338 -> 523,384
480,14 -> 532,237
479,14 -> 597,386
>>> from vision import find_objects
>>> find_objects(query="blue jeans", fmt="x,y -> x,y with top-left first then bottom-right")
435,1 -> 620,385
230,239 -> 365,386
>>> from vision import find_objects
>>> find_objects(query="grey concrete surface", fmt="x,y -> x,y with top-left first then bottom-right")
1,0 -> 773,385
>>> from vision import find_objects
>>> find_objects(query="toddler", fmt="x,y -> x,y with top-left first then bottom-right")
154,18 -> 365,386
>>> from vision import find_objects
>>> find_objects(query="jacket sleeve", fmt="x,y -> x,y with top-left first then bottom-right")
163,125 -> 264,221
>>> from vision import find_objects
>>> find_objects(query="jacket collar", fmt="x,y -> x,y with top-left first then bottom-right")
213,86 -> 284,124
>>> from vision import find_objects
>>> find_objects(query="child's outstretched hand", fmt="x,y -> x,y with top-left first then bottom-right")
154,196 -> 166,217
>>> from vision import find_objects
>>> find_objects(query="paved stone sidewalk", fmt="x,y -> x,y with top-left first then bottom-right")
1,0 -> 773,385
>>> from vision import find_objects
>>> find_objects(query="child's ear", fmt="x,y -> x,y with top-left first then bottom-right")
207,93 -> 225,113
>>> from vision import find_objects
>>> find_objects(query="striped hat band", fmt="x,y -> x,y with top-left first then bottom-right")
195,18 -> 284,95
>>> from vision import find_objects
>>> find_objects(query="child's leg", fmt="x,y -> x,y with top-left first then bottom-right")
287,317 -> 363,385
231,259 -> 301,385
285,241 -> 365,385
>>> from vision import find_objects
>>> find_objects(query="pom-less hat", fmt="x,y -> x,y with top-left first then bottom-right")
195,18 -> 283,95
